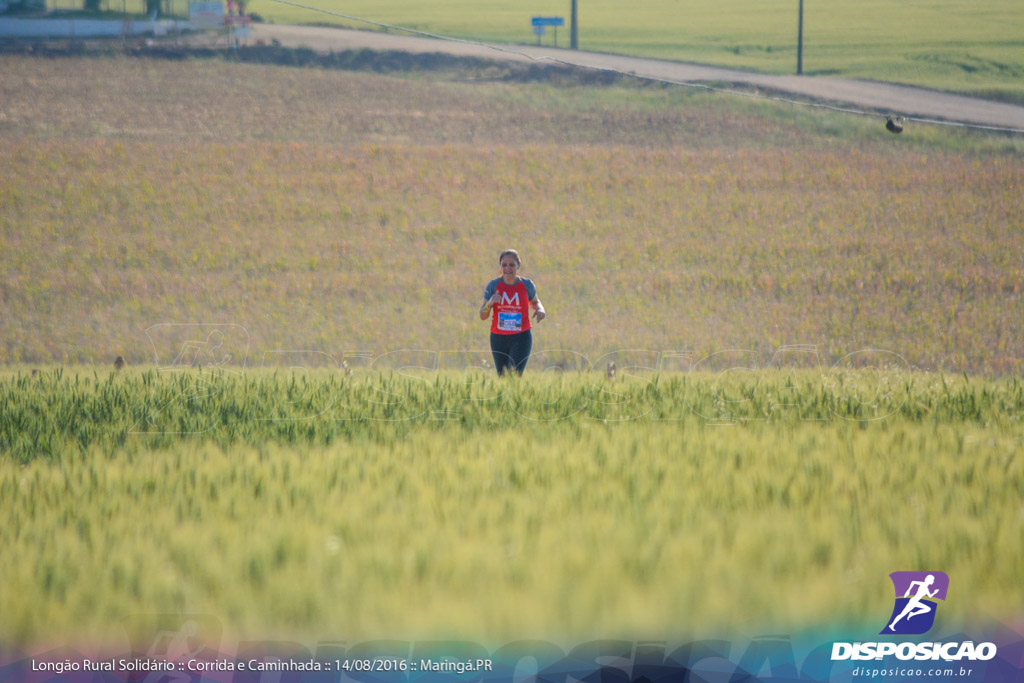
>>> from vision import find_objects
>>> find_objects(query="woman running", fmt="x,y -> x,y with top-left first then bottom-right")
479,249 -> 545,376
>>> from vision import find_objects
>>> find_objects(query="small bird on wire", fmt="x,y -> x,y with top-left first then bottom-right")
886,116 -> 904,134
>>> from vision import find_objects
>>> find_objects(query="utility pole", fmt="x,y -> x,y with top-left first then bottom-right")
796,0 -> 803,74
570,0 -> 578,49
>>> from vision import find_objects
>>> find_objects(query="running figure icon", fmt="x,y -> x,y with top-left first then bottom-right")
881,571 -> 949,635
888,574 -> 938,631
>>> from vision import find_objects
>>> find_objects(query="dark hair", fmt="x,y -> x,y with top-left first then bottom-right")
498,249 -> 521,266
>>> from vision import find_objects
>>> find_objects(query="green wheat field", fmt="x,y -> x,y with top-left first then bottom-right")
2,367 -> 1023,645
1,44 -> 1023,648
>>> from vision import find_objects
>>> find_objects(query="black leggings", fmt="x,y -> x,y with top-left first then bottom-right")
490,330 -> 533,376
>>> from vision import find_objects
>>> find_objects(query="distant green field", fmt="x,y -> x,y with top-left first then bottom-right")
239,0 -> 1024,102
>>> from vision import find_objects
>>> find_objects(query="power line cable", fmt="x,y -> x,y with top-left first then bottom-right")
270,0 -> 1024,135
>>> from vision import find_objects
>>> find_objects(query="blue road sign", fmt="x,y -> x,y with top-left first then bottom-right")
531,16 -> 564,27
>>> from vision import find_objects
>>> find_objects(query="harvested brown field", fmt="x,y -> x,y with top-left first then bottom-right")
1,52 -> 1022,372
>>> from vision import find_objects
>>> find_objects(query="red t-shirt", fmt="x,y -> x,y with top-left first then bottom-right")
490,279 -> 532,335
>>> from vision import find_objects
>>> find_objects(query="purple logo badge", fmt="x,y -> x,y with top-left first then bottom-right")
881,571 -> 949,635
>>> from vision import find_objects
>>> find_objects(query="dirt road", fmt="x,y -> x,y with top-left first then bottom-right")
249,23 -> 1024,131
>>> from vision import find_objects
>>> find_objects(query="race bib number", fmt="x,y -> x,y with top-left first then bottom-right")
498,312 -> 523,332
